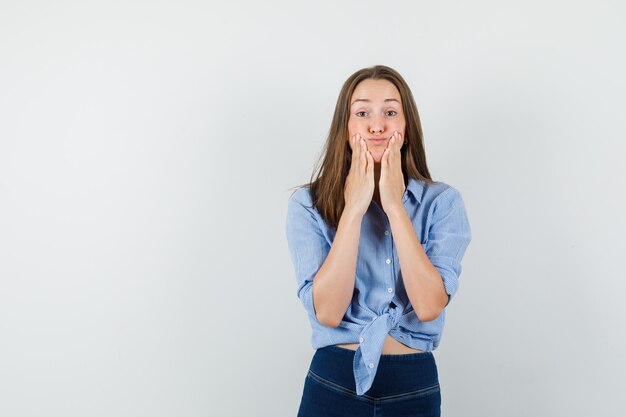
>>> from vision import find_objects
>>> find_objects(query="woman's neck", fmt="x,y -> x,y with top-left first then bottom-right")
373,162 -> 381,190
373,162 -> 381,204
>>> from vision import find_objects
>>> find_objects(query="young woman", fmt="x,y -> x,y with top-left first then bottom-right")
285,65 -> 472,416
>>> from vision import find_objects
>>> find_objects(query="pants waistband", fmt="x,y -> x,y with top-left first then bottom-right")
309,345 -> 439,398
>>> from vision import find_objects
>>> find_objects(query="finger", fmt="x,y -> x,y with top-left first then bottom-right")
394,133 -> 402,162
383,136 -> 391,157
359,136 -> 367,169
381,147 -> 389,172
388,136 -> 397,169
352,133 -> 361,167
352,134 -> 361,172
366,150 -> 374,178
387,136 -> 395,160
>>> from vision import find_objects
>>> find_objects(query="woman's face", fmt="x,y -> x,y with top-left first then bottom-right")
347,78 -> 406,163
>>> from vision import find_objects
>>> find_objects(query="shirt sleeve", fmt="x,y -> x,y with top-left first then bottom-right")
285,189 -> 330,322
424,187 -> 472,306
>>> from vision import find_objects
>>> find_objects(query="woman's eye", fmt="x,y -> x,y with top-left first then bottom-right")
356,111 -> 367,117
386,111 -> 397,116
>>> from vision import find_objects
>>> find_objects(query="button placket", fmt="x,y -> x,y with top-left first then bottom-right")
383,217 -> 395,304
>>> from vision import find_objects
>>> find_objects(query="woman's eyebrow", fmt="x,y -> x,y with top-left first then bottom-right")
351,98 -> 400,106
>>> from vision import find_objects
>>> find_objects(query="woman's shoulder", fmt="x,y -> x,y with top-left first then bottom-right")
288,185 -> 314,206
415,178 -> 464,204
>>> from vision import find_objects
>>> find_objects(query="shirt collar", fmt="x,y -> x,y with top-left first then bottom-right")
403,177 -> 425,204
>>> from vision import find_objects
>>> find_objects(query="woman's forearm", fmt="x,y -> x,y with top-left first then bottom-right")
312,207 -> 363,328
387,206 -> 448,322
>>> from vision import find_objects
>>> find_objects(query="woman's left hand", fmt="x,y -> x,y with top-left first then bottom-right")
379,130 -> 406,217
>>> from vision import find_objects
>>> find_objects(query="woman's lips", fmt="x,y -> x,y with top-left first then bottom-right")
369,138 -> 387,146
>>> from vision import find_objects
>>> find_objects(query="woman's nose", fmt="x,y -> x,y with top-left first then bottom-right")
369,117 -> 384,135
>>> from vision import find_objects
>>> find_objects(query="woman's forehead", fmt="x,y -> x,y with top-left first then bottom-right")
351,79 -> 401,105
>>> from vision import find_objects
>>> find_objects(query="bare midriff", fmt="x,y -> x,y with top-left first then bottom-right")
335,334 -> 424,354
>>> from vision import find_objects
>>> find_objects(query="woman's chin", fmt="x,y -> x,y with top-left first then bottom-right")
370,150 -> 384,163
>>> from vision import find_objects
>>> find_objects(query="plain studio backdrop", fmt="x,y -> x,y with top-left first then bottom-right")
1,1 -> 625,416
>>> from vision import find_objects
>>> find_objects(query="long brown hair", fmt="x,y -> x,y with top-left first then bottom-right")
289,65 -> 437,229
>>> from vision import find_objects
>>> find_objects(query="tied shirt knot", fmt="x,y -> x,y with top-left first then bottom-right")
352,302 -> 403,395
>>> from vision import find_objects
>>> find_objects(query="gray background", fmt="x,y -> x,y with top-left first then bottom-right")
1,1 -> 625,416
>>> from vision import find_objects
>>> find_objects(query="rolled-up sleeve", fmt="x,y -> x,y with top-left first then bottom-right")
425,187 -> 472,305
285,189 -> 330,321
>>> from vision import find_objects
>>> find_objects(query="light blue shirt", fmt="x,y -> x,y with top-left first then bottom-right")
285,177 -> 472,396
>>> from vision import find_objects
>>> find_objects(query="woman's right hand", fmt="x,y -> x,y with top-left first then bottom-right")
344,133 -> 375,217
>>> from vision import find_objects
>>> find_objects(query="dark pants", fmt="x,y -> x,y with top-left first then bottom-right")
297,345 -> 441,417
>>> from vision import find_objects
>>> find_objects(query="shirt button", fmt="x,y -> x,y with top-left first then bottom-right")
385,259 -> 391,264
359,337 -> 364,343
387,287 -> 393,293
384,230 -> 389,235
368,363 -> 374,368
